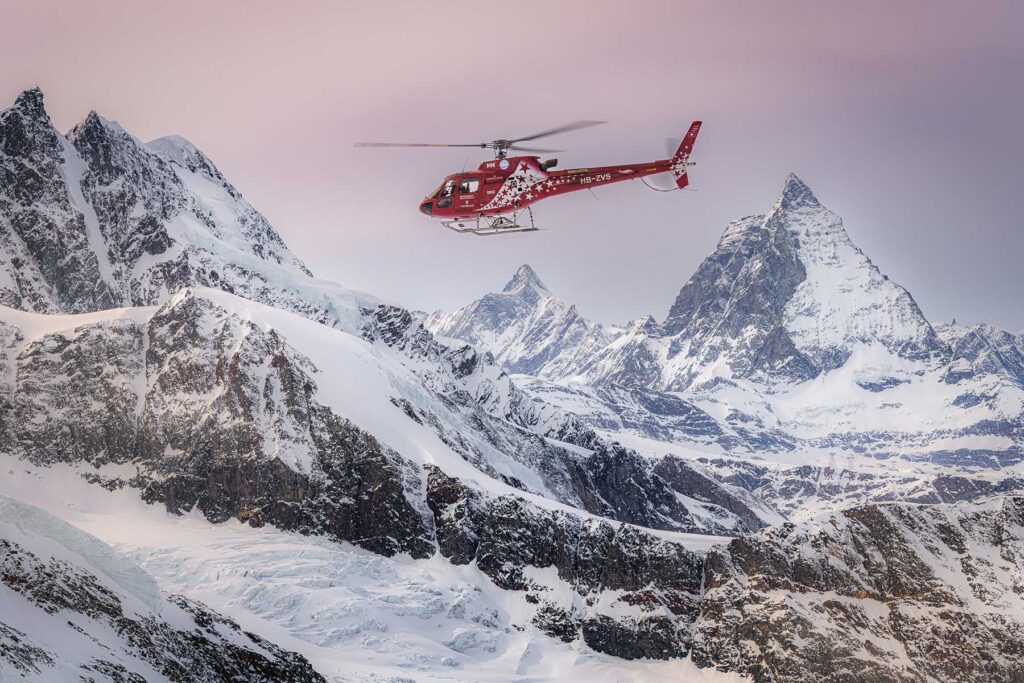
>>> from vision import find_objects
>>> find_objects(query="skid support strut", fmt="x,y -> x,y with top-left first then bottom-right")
442,207 -> 538,236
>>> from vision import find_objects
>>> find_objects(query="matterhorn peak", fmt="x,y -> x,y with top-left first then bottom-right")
12,86 -> 46,119
776,173 -> 821,211
503,264 -> 550,295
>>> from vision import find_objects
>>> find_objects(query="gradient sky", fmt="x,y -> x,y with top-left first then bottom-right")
2,0 -> 1022,330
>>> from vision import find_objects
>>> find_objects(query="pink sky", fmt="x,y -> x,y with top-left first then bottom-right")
2,0 -> 1022,329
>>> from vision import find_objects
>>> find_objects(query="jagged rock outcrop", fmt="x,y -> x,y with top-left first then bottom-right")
0,87 -> 118,313
693,496 -> 1024,682
938,321 -> 1024,388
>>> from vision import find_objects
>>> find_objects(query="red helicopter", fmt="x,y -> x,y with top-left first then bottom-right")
356,120 -> 701,235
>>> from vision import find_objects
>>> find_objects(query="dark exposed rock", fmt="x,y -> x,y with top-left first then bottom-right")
425,466 -> 705,659
653,455 -> 773,532
693,497 -> 1024,682
7,290 -> 433,558
0,87 -> 117,313
582,615 -> 687,660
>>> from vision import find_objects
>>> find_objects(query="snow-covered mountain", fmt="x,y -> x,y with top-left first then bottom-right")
0,87 -> 782,678
433,175 -> 1024,472
0,87 -> 327,317
4,85 -> 1024,681
426,264 -> 617,378
656,173 -> 945,390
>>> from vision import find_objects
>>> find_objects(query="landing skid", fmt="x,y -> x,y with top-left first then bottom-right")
442,208 -> 538,236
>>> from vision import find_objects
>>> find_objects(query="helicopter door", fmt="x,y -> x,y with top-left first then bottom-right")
458,177 -> 480,209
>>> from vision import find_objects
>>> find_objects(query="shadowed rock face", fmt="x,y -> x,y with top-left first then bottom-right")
425,466 -> 705,660
652,455 -> 772,533
0,88 -> 118,313
692,497 -> 1024,682
6,291 -> 434,558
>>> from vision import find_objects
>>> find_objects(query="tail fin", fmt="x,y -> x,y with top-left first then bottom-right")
671,120 -> 701,188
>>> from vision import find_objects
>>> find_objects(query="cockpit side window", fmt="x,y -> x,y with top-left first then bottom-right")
437,179 -> 456,208
458,178 -> 480,194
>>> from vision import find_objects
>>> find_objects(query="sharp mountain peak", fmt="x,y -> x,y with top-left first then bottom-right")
502,263 -> 550,295
776,172 -> 820,211
12,86 -> 46,119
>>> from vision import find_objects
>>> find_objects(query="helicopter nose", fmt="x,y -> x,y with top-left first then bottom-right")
419,201 -> 433,215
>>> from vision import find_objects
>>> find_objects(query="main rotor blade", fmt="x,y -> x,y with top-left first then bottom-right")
354,142 -> 485,148
510,120 -> 606,144
508,145 -> 563,153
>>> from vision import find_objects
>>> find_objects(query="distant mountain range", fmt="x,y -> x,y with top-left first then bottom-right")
429,174 -> 1024,471
3,87 -> 1024,682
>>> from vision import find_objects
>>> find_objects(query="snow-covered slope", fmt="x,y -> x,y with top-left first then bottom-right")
0,459 -> 743,682
0,494 -> 323,682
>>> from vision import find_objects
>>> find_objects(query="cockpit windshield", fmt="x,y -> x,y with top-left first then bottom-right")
427,180 -> 446,198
